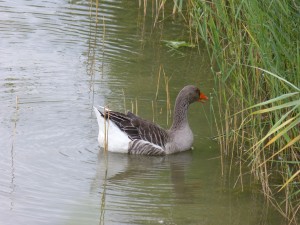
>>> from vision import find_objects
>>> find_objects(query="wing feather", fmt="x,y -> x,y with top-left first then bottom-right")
100,109 -> 168,148
129,140 -> 166,156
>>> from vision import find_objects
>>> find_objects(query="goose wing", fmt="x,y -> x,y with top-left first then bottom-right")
100,110 -> 168,148
128,140 -> 166,156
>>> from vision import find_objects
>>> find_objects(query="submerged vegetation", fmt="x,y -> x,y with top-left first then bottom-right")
141,0 -> 300,223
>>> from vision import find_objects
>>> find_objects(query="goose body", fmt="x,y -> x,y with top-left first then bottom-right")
94,85 -> 208,156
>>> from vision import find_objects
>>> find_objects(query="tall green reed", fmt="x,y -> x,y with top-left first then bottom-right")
185,0 -> 299,223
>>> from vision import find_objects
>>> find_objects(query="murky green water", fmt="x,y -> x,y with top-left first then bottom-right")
0,1 -> 284,224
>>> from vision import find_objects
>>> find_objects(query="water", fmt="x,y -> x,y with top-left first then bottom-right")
0,0 -> 284,224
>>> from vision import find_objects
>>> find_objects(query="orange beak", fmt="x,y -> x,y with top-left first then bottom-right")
198,92 -> 208,103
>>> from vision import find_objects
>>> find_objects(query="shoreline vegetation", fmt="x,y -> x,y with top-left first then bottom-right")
90,0 -> 299,223
140,0 -> 299,223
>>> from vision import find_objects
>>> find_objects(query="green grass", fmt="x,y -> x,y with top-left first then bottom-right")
183,0 -> 300,223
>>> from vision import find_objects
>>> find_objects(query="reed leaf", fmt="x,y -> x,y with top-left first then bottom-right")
264,117 -> 300,147
247,66 -> 300,92
278,170 -> 300,192
252,99 -> 300,114
259,135 -> 300,168
248,92 -> 299,109
257,117 -> 296,147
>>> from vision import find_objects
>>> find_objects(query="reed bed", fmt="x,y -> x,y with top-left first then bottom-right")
141,0 -> 300,223
183,0 -> 300,223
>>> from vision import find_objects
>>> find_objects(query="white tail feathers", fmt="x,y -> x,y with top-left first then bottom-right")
93,106 -> 130,153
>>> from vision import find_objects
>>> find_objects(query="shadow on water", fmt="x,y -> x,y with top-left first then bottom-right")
0,0 -> 285,224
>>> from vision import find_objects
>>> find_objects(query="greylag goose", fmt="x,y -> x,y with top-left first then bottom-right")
94,85 -> 208,156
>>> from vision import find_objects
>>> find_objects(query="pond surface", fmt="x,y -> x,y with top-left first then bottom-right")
0,0 -> 284,224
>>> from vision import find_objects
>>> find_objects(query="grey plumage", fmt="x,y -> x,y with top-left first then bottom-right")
95,85 -> 208,155
128,140 -> 165,156
99,109 -> 169,151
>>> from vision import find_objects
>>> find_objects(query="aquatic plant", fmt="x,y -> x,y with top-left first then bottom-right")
91,0 -> 299,222
184,0 -> 300,223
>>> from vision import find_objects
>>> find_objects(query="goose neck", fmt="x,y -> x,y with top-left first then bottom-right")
170,98 -> 189,131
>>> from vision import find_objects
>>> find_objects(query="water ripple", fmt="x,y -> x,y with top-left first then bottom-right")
0,0 -> 282,225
